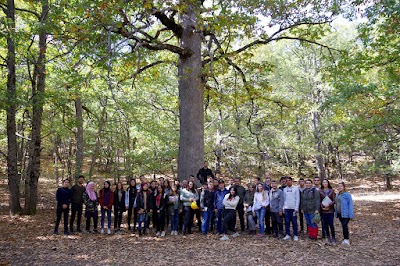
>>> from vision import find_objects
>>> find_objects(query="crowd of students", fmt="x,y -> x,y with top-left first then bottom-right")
54,161 -> 355,245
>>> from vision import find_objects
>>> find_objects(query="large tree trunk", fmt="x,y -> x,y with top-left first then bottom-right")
6,0 -> 22,215
74,95 -> 84,182
24,0 -> 48,215
177,2 -> 204,182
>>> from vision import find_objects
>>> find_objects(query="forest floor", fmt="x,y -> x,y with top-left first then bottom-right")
0,176 -> 399,266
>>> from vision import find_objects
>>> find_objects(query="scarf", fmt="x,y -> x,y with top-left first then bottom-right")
86,182 -> 97,201
156,194 -> 162,208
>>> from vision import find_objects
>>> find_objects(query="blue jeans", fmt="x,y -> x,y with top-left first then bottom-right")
170,209 -> 179,231
255,207 -> 266,234
100,209 -> 112,229
138,213 -> 150,232
322,213 -> 335,238
284,209 -> 298,236
304,213 -> 318,228
216,209 -> 224,234
201,209 -> 213,234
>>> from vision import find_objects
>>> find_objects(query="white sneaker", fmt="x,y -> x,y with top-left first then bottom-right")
161,231 -> 165,237
283,235 -> 291,240
101,228 -> 104,234
293,236 -> 299,241
156,231 -> 160,236
232,232 -> 240,238
220,234 -> 229,241
342,239 -> 350,245
107,228 -> 111,235
174,231 -> 178,236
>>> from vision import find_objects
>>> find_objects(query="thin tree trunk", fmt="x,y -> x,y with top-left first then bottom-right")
67,137 -> 73,179
24,0 -> 49,215
89,102 -> 108,178
335,146 -> 343,179
177,2 -> 204,182
74,95 -> 84,182
6,0 -> 22,215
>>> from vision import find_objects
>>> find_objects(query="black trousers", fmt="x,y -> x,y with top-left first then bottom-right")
156,210 -> 166,231
127,203 -> 138,230
85,211 -> 98,231
55,207 -> 69,233
223,209 -> 237,234
182,206 -> 194,234
299,211 -> 304,231
265,206 -> 272,234
338,214 -> 350,239
236,204 -> 245,231
70,203 -> 83,231
271,212 -> 283,235
114,207 -> 124,229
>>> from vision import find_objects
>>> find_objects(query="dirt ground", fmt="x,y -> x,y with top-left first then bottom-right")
0,177 -> 399,266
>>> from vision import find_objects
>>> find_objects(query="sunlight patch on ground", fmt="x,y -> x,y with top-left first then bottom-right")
353,193 -> 400,202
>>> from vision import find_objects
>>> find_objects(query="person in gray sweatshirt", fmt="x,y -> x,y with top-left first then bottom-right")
269,180 -> 284,238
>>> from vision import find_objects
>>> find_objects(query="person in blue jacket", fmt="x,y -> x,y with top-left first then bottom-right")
335,182 -> 354,246
54,179 -> 72,235
214,179 -> 229,235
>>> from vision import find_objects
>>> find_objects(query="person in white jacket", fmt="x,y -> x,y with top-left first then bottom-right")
220,187 -> 240,241
283,176 -> 300,241
252,183 -> 269,237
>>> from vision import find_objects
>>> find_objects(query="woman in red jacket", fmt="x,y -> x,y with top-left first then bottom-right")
99,181 -> 114,235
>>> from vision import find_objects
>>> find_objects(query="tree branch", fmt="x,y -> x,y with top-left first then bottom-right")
151,9 -> 183,38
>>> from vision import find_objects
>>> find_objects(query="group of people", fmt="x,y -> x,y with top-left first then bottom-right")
54,161 -> 355,245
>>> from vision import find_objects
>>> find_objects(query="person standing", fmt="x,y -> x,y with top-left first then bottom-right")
125,178 -> 138,232
196,161 -> 214,184
263,176 -> 272,235
233,177 -> 246,233
252,183 -> 269,238
335,182 -> 354,245
83,181 -> 99,233
99,181 -> 114,235
220,187 -> 240,241
136,183 -> 153,236
200,181 -> 215,235
269,180 -> 284,239
70,175 -> 85,233
320,179 -> 336,245
283,177 -> 300,241
155,185 -> 168,237
54,179 -> 72,235
301,179 -> 320,240
113,182 -> 126,233
244,183 -> 256,234
180,181 -> 199,236
298,177 -> 305,234
214,179 -> 229,235
313,176 -> 325,238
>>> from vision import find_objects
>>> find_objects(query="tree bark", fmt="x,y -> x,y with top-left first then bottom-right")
74,95 -> 84,182
177,2 -> 204,182
89,101 -> 108,178
24,0 -> 48,215
6,0 -> 22,215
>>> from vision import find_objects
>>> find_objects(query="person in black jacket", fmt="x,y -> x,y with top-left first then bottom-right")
114,182 -> 126,233
155,185 -> 169,237
70,175 -> 85,233
54,179 -> 72,235
125,178 -> 138,232
136,183 -> 153,236
196,161 -> 214,184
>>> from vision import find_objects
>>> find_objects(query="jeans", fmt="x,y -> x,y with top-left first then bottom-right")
70,203 -> 83,231
101,208 -> 112,229
255,207 -> 266,234
201,209 -> 213,234
170,209 -> 179,231
284,209 -> 298,236
216,209 -> 224,234
322,213 -> 335,238
55,207 -> 69,233
304,213 -> 318,228
338,213 -> 350,239
138,213 -> 150,233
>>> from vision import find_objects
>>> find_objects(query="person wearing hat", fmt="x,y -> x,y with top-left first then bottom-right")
99,180 -> 114,235
214,179 -> 229,235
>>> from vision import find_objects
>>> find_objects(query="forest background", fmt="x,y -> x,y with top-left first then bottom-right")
0,0 -> 399,215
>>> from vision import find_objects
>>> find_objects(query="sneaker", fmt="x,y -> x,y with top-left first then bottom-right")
232,232 -> 240,238
85,230 -> 91,234
53,231 -> 59,235
283,235 -> 291,240
64,231 -> 70,235
342,239 -> 350,246
93,229 -> 98,234
77,229 -> 82,233
101,228 -> 104,234
156,231 -> 160,236
107,228 -> 111,235
161,231 -> 165,237
257,234 -> 264,238
293,236 -> 299,241
220,234 -> 229,241
331,237 -> 336,245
